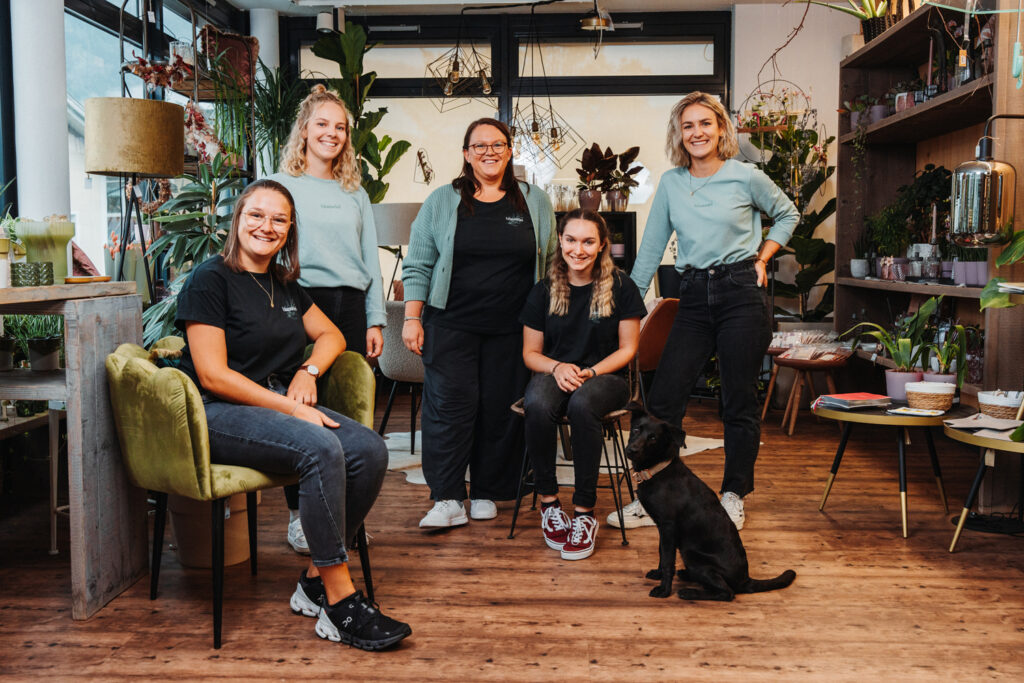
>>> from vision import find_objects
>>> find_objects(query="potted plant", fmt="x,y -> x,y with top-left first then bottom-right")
923,323 -> 966,386
843,296 -> 940,400
252,60 -> 307,177
804,0 -> 893,43
601,146 -> 640,212
0,334 -> 16,371
3,314 -> 63,371
840,95 -> 875,130
850,234 -> 871,278
575,143 -> 616,211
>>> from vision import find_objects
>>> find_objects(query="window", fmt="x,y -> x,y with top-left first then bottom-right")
519,40 -> 714,78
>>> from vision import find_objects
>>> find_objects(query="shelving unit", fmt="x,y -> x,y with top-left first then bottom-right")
835,277 -> 983,299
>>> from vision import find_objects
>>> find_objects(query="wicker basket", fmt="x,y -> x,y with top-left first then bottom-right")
905,381 -> 955,411
978,391 -> 1024,419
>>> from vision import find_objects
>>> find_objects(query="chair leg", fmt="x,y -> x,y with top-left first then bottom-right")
606,420 -> 629,546
781,369 -> 799,429
150,492 -> 168,600
377,380 -> 399,436
761,364 -> 779,422
820,423 -> 852,511
356,524 -> 374,603
246,492 -> 258,576
787,371 -> 805,436
507,441 -> 531,539
410,384 -> 418,455
211,498 -> 226,650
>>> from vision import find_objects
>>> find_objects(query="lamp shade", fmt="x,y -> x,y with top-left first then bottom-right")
372,202 -> 421,245
85,98 -> 184,178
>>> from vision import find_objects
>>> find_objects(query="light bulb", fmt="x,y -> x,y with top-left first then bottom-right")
443,81 -> 453,96
532,132 -> 541,144
449,58 -> 461,84
479,70 -> 491,95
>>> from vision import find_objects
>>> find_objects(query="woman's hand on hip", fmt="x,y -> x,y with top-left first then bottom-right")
292,403 -> 339,428
366,326 -> 384,359
402,319 -> 424,356
754,259 -> 768,287
287,370 -> 318,406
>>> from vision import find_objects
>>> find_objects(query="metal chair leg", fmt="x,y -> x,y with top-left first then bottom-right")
211,498 -> 226,649
507,443 -> 531,539
246,492 -> 258,576
376,380 -> 399,436
150,492 -> 168,600
356,524 -> 374,602
605,420 -> 629,546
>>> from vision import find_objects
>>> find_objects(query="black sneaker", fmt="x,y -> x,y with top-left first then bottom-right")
289,569 -> 324,617
315,590 -> 411,651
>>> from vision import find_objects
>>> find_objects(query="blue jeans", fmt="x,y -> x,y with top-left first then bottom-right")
647,259 -> 771,497
203,400 -> 388,567
523,372 -> 630,509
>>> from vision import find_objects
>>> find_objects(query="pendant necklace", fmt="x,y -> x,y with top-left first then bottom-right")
688,170 -> 713,196
249,271 -> 275,308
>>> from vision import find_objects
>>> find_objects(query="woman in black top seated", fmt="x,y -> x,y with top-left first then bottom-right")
520,209 -> 646,561
174,179 -> 410,651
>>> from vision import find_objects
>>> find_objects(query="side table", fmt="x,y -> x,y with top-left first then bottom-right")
813,404 -> 975,538
0,283 -> 147,618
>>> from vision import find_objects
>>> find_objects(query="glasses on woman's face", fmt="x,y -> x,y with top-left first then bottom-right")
467,141 -> 509,156
243,210 -> 291,233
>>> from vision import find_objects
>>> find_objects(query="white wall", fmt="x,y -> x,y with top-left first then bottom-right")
733,3 -> 858,310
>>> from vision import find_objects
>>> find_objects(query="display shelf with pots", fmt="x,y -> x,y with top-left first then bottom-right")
835,276 -> 984,299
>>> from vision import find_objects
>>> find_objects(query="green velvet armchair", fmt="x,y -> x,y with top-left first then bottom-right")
106,340 -> 377,649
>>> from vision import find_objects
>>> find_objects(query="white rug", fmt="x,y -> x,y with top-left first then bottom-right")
383,430 -> 726,486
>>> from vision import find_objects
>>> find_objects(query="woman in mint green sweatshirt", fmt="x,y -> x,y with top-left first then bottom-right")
270,85 -> 387,554
624,92 -> 799,533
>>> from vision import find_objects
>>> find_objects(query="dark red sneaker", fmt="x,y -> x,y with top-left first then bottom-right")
541,504 -> 571,550
561,515 -> 598,560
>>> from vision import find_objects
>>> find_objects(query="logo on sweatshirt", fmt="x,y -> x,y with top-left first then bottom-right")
507,214 -> 525,226
321,203 -> 343,210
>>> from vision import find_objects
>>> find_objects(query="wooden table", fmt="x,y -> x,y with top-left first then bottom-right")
943,425 -> 1024,552
813,404 -> 975,538
0,283 -> 147,618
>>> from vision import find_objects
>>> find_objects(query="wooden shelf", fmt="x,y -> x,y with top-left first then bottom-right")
0,370 -> 67,401
839,75 -> 994,146
836,277 -> 984,299
170,75 -> 219,101
0,282 -> 137,306
841,4 -> 938,69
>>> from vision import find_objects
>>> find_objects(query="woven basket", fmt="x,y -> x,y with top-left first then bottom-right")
978,391 -> 1024,420
980,403 -> 1020,419
906,390 -> 953,411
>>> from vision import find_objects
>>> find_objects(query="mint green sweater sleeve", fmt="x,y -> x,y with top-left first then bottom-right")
630,159 -> 799,297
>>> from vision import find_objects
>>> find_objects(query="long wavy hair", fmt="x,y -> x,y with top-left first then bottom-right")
548,209 -> 616,319
452,118 -> 528,215
221,179 -> 301,283
665,91 -> 739,168
279,84 -> 361,192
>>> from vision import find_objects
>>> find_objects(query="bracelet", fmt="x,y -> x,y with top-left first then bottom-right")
404,316 -> 421,322
290,402 -> 300,416
587,367 -> 597,378
551,362 -> 561,374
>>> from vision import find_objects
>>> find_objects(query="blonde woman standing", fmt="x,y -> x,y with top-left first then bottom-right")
270,85 -> 386,554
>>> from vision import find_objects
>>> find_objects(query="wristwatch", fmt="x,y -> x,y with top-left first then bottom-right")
300,364 -> 320,378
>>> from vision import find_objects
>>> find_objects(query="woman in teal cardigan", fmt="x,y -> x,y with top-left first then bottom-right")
402,118 -> 557,529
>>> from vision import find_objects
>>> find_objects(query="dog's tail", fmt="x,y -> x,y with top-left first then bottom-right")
741,569 -> 796,594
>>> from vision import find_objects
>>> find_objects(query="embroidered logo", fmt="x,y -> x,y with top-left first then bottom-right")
281,302 -> 299,320
507,214 -> 525,226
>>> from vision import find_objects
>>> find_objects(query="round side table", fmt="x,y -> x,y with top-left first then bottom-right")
813,405 -> 975,538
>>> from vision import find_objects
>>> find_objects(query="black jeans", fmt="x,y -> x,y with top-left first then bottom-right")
420,321 -> 528,501
647,259 -> 771,498
286,286 -> 368,512
523,372 -> 629,509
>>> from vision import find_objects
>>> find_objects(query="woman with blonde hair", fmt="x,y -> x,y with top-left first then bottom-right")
622,91 -> 799,532
520,209 -> 645,560
270,84 -> 387,554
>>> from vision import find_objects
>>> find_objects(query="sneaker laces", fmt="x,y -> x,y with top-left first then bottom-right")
569,516 -> 595,545
542,506 -> 569,532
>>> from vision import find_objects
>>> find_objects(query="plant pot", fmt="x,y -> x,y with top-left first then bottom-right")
578,189 -> 602,212
868,104 -> 888,124
850,258 -> 869,278
922,371 -> 956,384
27,337 -> 61,371
861,16 -> 895,43
952,261 -> 969,285
605,189 -> 629,212
905,381 -> 955,411
969,261 -> 987,286
941,261 -> 954,278
849,111 -> 862,130
885,369 -> 923,402
18,220 -> 75,285
168,492 -> 258,568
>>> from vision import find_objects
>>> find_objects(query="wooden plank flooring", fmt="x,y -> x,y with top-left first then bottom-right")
1,392 -> 1023,680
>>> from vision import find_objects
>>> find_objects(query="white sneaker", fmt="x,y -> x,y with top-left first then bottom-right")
720,492 -> 745,530
607,498 -> 656,529
288,516 -> 311,555
419,499 -> 469,528
469,499 -> 497,520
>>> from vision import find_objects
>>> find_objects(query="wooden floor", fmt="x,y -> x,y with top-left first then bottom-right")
2,391 -> 1023,681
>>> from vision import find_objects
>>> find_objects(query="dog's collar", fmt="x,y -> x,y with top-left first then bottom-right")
631,459 -> 672,485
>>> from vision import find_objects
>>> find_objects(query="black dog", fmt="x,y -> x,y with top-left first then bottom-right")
626,409 -> 795,601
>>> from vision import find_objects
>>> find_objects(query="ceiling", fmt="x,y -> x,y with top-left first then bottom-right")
221,1 -> 782,16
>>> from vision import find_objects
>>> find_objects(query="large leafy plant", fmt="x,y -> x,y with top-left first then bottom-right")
601,146 -> 641,194
575,143 -> 617,192
253,61 -> 307,176
842,296 -> 940,371
311,22 -> 411,203
142,154 -> 244,345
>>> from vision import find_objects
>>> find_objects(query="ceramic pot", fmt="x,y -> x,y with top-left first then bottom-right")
941,261 -> 954,278
868,104 -> 888,124
850,258 -> 870,278
922,371 -> 956,384
885,369 -> 924,402
850,111 -> 862,130
952,261 -> 969,285
578,190 -> 602,212
18,220 -> 75,285
605,189 -> 629,212
969,261 -> 988,286
27,337 -> 61,371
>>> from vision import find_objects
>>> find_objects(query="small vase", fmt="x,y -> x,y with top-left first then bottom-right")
578,189 -> 602,212
605,189 -> 629,212
885,369 -> 924,402
868,104 -> 888,124
850,258 -> 869,278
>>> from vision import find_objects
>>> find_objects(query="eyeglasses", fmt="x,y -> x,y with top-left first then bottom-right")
467,142 -> 509,155
243,210 -> 291,233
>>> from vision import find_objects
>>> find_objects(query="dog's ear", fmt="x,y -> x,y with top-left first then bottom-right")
630,406 -> 648,422
669,424 -> 686,449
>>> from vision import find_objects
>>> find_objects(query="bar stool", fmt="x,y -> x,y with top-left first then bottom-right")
506,399 -> 634,545
765,356 -> 847,436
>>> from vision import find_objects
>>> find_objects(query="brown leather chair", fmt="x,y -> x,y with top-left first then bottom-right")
631,297 -> 679,406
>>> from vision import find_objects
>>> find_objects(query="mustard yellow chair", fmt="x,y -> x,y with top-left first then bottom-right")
106,339 -> 376,648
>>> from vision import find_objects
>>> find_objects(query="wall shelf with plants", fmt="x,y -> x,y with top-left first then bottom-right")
835,276 -> 984,299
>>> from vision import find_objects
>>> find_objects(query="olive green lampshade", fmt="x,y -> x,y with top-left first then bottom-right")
84,97 -> 184,178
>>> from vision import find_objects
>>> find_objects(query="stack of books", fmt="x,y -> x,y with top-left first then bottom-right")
812,393 -> 891,410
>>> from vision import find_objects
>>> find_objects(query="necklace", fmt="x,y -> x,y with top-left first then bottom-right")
248,271 -> 274,308
688,171 -> 714,196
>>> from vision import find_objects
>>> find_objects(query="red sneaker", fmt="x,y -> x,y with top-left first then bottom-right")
561,515 -> 598,560
541,504 -> 571,550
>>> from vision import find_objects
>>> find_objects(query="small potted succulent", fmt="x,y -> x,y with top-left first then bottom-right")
4,313 -> 63,371
601,146 -> 641,212
850,234 -> 871,278
575,143 -> 616,211
923,323 -> 966,386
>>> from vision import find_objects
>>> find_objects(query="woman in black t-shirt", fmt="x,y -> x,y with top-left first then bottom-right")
174,179 -> 409,651
520,209 -> 646,561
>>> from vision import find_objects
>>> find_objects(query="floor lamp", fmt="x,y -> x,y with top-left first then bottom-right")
84,97 -> 184,303
371,202 -> 421,300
